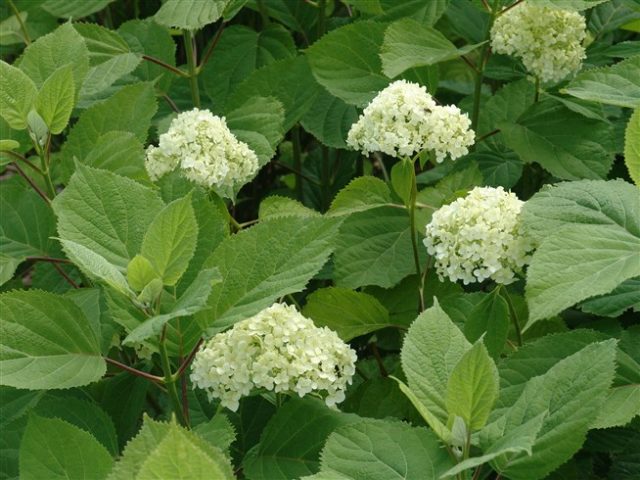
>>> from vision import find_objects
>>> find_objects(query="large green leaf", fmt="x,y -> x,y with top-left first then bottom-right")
141,194 -> 198,286
200,216 -> 341,330
53,164 -> 165,270
19,415 -> 114,480
522,180 -> 640,323
305,419 -> 454,480
563,56 -> 640,108
592,384 -> 640,429
580,277 -> 640,317
242,397 -> 359,480
302,287 -> 393,341
328,177 -> 394,217
0,290 -> 105,390
17,22 -> 89,91
82,131 -> 147,181
154,0 -> 228,30
401,301 -> 471,424
300,87 -> 358,149
201,24 -> 295,109
501,99 -> 614,180
107,415 -> 234,480
487,340 -> 618,480
463,290 -> 510,360
446,341 -> 499,431
333,207 -> 420,289
307,21 -> 389,106
380,18 -> 482,78
60,82 -> 157,179
0,61 -> 37,130
625,108 -> 640,185
227,55 -> 320,131
34,63 -> 75,134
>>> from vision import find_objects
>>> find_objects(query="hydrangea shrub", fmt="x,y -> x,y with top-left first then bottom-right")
0,1 -> 639,479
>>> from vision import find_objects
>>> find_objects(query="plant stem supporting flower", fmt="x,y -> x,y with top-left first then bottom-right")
160,326 -> 189,427
183,30 -> 201,108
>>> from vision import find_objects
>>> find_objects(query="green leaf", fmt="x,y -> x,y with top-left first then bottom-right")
225,95 -> 285,166
127,254 -> 158,292
53,164 -> 165,269
624,108 -> 640,185
33,395 -> 119,455
59,239 -> 132,295
42,0 -> 115,18
242,397 -> 359,480
258,196 -> 321,221
580,277 -> 640,317
592,384 -> 640,429
307,419 -> 454,480
446,341 -> 499,431
442,411 -> 547,479
20,415 -> 114,480
300,87 -> 358,149
307,21 -> 389,106
328,177 -> 393,217
303,287 -> 392,341
227,55 -> 320,131
463,290 -> 510,359
83,131 -> 147,180
522,180 -> 640,323
193,414 -> 236,455
60,82 -> 157,180
123,267 -> 220,344
17,22 -> 89,92
0,289 -> 105,390
0,61 -> 37,130
107,415 -> 234,480
390,159 -> 414,207
34,64 -> 74,134
488,340 -> 618,479
141,193 -> 198,286
118,19 -> 176,92
333,207 -> 420,289
501,99 -> 614,180
401,300 -> 471,424
562,56 -> 640,108
154,0 -> 229,30
0,178 -> 56,263
201,24 -> 295,109
200,216 -> 340,330
381,19 -> 483,78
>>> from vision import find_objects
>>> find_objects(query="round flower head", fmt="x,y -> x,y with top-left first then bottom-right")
424,187 -> 534,285
346,80 -> 475,161
190,303 -> 357,411
491,2 -> 586,84
144,108 -> 259,198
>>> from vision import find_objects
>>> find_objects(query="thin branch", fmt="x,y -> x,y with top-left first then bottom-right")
500,0 -> 524,15
371,343 -> 388,377
27,256 -> 72,264
7,0 -> 30,44
476,128 -> 500,143
174,338 -> 204,379
162,94 -> 180,113
105,357 -> 165,383
480,0 -> 491,11
10,163 -> 51,205
52,263 -> 80,289
142,55 -> 189,78
198,22 -> 226,70
460,55 -> 479,74
1,150 -> 42,174
273,161 -> 322,186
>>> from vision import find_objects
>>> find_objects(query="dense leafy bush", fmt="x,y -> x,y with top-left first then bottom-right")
1,0 -> 639,479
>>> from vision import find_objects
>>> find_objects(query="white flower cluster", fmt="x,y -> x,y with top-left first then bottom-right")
346,80 -> 475,162
490,2 -> 586,84
424,187 -> 533,285
145,108 -> 259,197
190,303 -> 357,411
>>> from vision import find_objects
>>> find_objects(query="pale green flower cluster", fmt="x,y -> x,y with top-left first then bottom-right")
145,108 -> 259,198
190,303 -> 357,411
491,2 -> 586,84
347,80 -> 475,162
424,187 -> 533,285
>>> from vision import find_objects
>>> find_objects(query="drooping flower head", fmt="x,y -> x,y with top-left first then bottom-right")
490,2 -> 587,84
346,80 -> 475,162
424,187 -> 534,285
145,108 -> 259,198
190,303 -> 357,411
